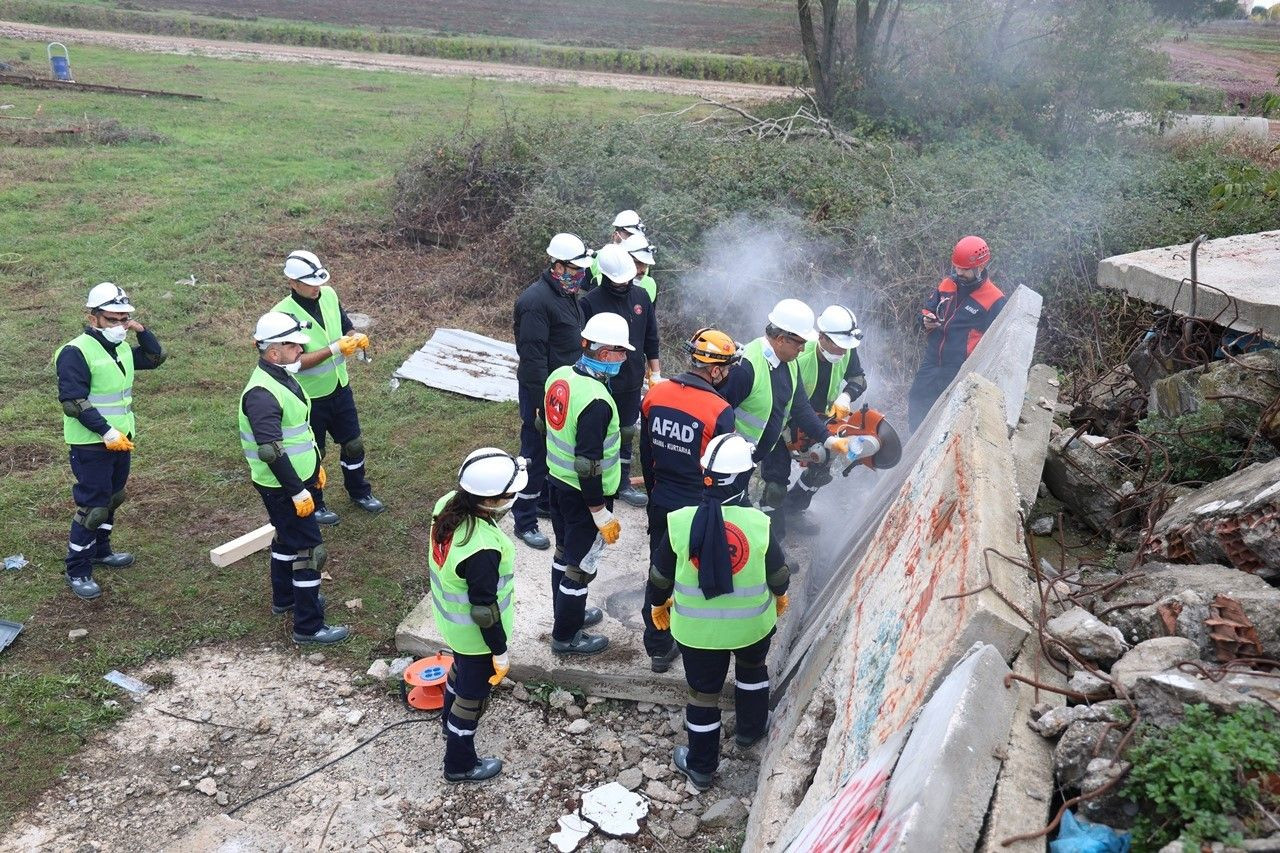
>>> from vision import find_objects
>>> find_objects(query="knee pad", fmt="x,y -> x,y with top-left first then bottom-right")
311,543 -> 328,572
687,689 -> 721,709
76,505 -> 111,531
564,564 -> 596,586
341,435 -> 365,458
109,489 -> 127,510
470,602 -> 501,628
619,423 -> 638,445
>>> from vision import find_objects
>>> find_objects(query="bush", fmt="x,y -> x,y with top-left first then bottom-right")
1123,703 -> 1280,851
1136,404 -> 1266,484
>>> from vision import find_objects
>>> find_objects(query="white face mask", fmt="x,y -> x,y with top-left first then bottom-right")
101,324 -> 128,344
282,360 -> 302,374
485,497 -> 516,519
821,346 -> 845,364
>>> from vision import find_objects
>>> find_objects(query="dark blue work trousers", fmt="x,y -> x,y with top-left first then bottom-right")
64,444 -> 131,579
512,382 -> 551,534
680,630 -> 773,775
308,383 -> 372,509
441,653 -> 495,775
548,479 -> 605,642
255,483 -> 326,635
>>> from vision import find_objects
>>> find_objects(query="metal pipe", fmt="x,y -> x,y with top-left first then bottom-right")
1189,233 -> 1207,317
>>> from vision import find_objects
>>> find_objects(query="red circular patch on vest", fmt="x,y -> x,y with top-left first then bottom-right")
692,521 -> 750,575
633,305 -> 642,315
545,379 -> 570,431
431,535 -> 451,568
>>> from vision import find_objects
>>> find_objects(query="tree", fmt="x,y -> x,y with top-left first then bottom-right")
1148,0 -> 1245,20
796,0 -> 903,114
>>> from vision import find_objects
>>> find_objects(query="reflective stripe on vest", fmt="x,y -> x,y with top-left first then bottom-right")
666,504 -> 777,650
544,366 -> 621,495
428,491 -> 517,655
733,338 -> 793,443
237,366 -> 320,488
795,339 -> 850,410
56,333 -> 136,445
272,286 -> 348,398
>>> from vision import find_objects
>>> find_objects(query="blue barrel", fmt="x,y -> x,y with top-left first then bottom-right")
48,43 -> 72,81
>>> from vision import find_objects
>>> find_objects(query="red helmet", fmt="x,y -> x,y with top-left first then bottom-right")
951,236 -> 990,269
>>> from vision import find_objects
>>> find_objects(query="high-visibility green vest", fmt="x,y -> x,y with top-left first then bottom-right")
544,365 -> 621,495
667,504 -> 776,650
589,259 -> 657,305
428,491 -> 516,655
733,338 -> 795,444
272,286 -> 348,399
238,366 -> 321,488
55,333 -> 135,445
796,339 -> 850,411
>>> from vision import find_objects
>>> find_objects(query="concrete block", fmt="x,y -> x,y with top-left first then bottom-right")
1098,231 -> 1280,337
979,638 -> 1069,853
748,375 -> 1031,850
870,644 -> 1018,853
1013,364 -> 1060,515
396,500 -> 696,705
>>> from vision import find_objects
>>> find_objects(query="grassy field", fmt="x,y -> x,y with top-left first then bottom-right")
0,38 -> 689,822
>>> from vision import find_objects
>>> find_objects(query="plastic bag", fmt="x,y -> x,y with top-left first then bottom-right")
1048,810 -> 1131,853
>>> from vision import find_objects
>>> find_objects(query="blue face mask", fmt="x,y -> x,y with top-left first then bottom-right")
579,354 -> 622,376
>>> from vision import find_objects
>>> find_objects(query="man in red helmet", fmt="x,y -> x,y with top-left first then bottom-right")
906,236 -> 1007,430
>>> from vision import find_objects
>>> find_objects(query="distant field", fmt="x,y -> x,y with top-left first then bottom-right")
82,0 -> 802,56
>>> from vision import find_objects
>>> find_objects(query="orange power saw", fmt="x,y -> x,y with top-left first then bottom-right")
787,403 -> 903,476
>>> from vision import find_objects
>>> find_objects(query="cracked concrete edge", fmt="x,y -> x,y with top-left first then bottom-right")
1013,363 -> 1060,516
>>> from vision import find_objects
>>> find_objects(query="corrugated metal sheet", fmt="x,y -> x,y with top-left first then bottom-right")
393,328 -> 519,402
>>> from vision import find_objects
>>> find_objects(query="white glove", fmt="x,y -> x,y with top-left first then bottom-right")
649,372 -> 664,385
844,434 -> 881,462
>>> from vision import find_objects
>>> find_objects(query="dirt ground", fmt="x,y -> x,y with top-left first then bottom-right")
1161,38 -> 1279,102
0,21 -> 793,102
0,645 -> 758,852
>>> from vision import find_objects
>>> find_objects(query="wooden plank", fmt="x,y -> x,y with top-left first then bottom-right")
0,72 -> 204,100
209,523 -> 275,567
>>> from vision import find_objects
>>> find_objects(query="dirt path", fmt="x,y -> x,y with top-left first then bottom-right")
0,20 -> 793,101
1162,39 -> 1279,100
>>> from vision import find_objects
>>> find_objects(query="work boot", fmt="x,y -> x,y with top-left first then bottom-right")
65,574 -> 102,601
536,506 -> 552,520
550,631 -> 609,656
650,643 -> 681,674
273,594 -> 326,616
617,484 -> 649,508
672,745 -> 713,791
313,508 -> 340,526
582,606 -> 603,628
517,528 -> 550,550
92,552 -> 135,568
352,494 -> 386,515
786,509 -> 820,536
444,757 -> 503,783
292,624 -> 350,645
734,730 -> 767,749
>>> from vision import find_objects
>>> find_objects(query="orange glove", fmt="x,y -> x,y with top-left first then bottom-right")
775,593 -> 789,617
651,598 -> 673,630
829,392 -> 853,420
488,653 -> 510,686
102,428 -> 135,452
291,489 -> 315,517
315,465 -> 327,490
591,507 -> 621,545
331,335 -> 360,358
350,332 -> 370,350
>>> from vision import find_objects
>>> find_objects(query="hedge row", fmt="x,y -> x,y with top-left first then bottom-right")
0,0 -> 808,86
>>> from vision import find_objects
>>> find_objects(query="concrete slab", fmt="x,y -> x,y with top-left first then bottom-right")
871,643 -> 1017,853
397,500 -> 722,704
978,637 -> 1068,853
1013,364 -> 1060,515
393,327 -> 519,402
747,375 -> 1032,850
1097,231 -> 1280,337
160,815 -> 287,852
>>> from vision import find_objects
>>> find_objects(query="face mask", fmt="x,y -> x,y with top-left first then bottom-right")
556,267 -> 585,294
485,497 -> 516,519
606,279 -> 632,295
580,354 -> 622,376
282,360 -> 302,374
821,347 -> 845,364
100,324 -> 128,344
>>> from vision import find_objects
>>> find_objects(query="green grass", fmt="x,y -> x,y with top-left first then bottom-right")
0,38 -> 689,822
0,0 -> 808,85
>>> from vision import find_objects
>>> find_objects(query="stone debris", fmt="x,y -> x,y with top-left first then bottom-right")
1028,701 -> 1127,738
644,780 -> 685,804
1043,431 -> 1139,535
68,629 -> 88,641
1029,516 -> 1055,536
672,812 -> 699,838
617,767 -> 644,791
565,718 -> 591,735
387,656 -> 414,678
306,653 -> 325,665
548,688 -> 575,710
345,598 -> 364,610
581,781 -> 648,836
548,812 -> 592,852
1053,721 -> 1126,791
1110,637 -> 1199,691
699,797 -> 748,829
1078,758 -> 1137,828
1066,669 -> 1113,701
345,710 -> 365,727
1046,607 -> 1128,662
365,659 -> 390,680
1133,669 -> 1263,729
194,778 -> 218,797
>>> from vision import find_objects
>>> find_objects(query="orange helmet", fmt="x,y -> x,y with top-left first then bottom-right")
684,328 -> 739,365
951,236 -> 990,269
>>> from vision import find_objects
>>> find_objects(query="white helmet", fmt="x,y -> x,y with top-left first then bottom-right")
620,232 -> 655,266
581,312 -> 635,351
85,282 -> 135,313
283,250 -> 330,285
767,298 -> 817,341
458,448 -> 529,498
611,209 -> 644,235
596,244 -> 636,285
700,433 -> 756,476
254,311 -> 311,347
816,305 -> 863,349
546,233 -> 593,267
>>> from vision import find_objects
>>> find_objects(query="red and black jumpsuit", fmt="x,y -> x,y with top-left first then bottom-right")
907,276 -> 1006,431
